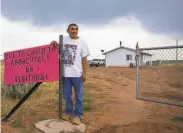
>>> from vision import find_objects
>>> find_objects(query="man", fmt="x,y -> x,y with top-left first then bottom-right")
50,23 -> 90,125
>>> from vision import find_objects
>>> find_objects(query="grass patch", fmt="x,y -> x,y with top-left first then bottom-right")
160,63 -> 183,67
18,128 -> 34,133
170,117 -> 183,123
59,129 -> 83,133
10,117 -> 23,128
83,104 -> 92,111
83,86 -> 93,111
121,84 -> 129,86
1,81 -> 58,131
84,82 -> 96,89
83,93 -> 91,103
37,115 -> 49,121
1,96 -> 20,118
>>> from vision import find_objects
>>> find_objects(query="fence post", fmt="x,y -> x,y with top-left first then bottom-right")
136,42 -> 140,100
59,35 -> 64,120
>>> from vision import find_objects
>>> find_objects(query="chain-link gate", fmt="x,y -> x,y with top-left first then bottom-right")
136,45 -> 183,107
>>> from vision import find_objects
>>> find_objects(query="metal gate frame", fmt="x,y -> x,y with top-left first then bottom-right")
136,44 -> 183,107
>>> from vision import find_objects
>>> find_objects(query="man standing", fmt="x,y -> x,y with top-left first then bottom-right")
50,23 -> 90,125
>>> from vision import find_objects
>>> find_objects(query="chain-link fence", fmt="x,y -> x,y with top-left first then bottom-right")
136,45 -> 183,107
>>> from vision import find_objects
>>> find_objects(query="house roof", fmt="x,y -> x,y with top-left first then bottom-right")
102,46 -> 152,56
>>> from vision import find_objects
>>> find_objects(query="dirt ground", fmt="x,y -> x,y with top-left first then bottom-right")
1,67 -> 183,133
83,67 -> 183,133
139,65 -> 183,105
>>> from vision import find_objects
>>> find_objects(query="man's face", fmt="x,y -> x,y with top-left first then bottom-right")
67,25 -> 78,39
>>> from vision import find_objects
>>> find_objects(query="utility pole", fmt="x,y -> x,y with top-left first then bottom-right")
176,39 -> 178,60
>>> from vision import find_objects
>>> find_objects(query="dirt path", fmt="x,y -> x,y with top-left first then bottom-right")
82,67 -> 183,133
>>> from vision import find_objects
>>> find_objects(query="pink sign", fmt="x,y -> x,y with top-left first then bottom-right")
4,44 -> 59,85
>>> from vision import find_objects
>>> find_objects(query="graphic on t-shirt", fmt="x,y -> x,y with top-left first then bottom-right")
63,44 -> 77,66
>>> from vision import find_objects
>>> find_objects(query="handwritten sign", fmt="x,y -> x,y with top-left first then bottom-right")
4,44 -> 59,85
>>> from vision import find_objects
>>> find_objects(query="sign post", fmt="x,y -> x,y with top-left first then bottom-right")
59,35 -> 63,120
2,42 -> 59,122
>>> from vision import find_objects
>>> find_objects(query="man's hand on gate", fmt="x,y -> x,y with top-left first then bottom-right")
50,41 -> 58,48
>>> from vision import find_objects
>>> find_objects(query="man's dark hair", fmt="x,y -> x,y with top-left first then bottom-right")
67,23 -> 78,30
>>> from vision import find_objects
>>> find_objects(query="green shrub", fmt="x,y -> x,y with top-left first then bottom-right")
1,82 -> 35,99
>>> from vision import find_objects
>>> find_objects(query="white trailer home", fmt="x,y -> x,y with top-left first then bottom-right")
103,46 -> 152,67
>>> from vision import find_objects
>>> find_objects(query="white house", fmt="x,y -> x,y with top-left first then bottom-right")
102,46 -> 152,67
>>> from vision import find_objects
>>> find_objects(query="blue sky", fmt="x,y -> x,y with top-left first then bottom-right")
1,0 -> 183,59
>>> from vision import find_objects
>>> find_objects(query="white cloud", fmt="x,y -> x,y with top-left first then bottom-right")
1,16 -> 181,60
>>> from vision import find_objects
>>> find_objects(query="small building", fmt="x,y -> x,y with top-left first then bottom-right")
102,45 -> 152,67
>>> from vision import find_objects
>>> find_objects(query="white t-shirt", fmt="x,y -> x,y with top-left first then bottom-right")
62,36 -> 90,77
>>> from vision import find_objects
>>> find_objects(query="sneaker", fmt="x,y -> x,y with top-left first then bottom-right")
62,114 -> 72,121
71,117 -> 82,125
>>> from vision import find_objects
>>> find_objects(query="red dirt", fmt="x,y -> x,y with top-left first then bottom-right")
1,67 -> 183,133
83,67 -> 183,133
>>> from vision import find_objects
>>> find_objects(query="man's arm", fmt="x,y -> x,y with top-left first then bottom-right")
82,56 -> 88,75
81,42 -> 90,82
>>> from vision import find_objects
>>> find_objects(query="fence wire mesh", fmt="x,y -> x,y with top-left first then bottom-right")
137,45 -> 183,107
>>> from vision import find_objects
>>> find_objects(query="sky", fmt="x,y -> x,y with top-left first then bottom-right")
1,0 -> 183,60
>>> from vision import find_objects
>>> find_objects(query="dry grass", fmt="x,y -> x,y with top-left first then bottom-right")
1,81 -> 93,132
1,81 -> 94,115
159,63 -> 183,67
1,62 -> 93,132
1,82 -> 57,116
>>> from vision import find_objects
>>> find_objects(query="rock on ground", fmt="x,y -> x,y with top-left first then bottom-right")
35,119 -> 85,133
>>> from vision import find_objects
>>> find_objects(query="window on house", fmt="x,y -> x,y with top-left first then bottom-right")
126,54 -> 132,60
